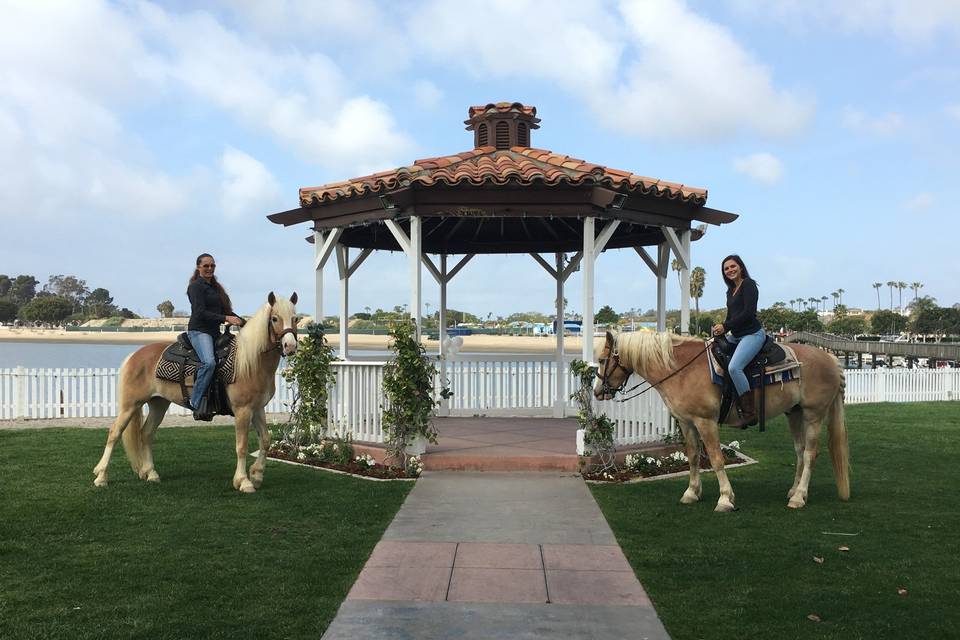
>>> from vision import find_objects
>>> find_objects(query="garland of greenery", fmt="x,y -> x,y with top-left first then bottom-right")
381,320 -> 451,467
569,359 -> 616,472
280,322 -> 337,446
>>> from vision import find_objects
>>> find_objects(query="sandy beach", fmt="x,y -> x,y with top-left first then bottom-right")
0,326 -> 596,354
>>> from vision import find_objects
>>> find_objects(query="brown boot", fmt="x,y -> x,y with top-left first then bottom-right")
735,389 -> 758,428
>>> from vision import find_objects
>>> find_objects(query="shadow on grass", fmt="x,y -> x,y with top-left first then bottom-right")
591,402 -> 960,640
0,425 -> 412,640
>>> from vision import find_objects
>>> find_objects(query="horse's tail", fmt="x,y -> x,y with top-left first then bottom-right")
826,364 -> 850,501
118,355 -> 146,476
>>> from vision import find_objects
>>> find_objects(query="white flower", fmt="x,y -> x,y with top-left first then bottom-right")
728,440 -> 741,450
296,452 -> 306,461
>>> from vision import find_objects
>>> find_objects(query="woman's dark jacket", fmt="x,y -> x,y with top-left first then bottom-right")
722,277 -> 762,338
187,279 -> 228,340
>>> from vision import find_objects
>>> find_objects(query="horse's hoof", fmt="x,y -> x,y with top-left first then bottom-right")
93,476 -> 108,487
787,499 -> 805,509
715,500 -> 736,513
251,477 -> 263,489
146,471 -> 160,483
239,481 -> 256,494
787,487 -> 798,499
680,489 -> 700,504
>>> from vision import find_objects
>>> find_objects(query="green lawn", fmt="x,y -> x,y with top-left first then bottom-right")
591,402 -> 960,640
0,426 -> 412,640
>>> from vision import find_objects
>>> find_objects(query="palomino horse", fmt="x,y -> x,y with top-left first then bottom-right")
594,331 -> 849,511
93,292 -> 299,493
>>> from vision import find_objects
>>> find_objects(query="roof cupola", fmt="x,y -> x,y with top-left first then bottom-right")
464,102 -> 541,150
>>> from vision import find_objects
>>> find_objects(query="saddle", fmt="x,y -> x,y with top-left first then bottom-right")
155,332 -> 238,420
710,335 -> 799,432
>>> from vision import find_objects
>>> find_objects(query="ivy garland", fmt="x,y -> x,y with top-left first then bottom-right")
381,320 -> 452,467
569,359 -> 616,472
280,322 -> 337,446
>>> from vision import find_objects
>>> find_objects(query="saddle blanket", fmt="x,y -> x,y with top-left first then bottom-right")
155,335 -> 238,385
707,343 -> 801,389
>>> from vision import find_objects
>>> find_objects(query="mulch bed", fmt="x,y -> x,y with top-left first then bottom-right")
267,450 -> 416,480
582,450 -> 749,483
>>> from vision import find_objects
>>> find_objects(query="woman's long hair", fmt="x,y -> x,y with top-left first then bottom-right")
187,253 -> 233,314
721,254 -> 754,292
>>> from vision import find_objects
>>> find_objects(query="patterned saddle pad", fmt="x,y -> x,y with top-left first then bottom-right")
707,342 -> 801,389
155,333 -> 237,385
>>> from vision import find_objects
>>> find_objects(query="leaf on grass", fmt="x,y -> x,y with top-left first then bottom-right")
807,614 -> 822,623
813,556 -> 825,564
838,546 -> 850,552
898,588 -> 908,596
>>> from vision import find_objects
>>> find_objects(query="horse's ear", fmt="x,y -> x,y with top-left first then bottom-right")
290,292 -> 298,305
268,291 -> 276,306
605,330 -> 614,345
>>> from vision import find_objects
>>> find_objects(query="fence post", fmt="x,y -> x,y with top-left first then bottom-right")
14,366 -> 27,419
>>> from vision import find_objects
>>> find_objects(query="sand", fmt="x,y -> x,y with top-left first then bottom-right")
0,326 -> 595,354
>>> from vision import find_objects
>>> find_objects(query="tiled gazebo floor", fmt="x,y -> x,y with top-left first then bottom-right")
355,417 -> 670,472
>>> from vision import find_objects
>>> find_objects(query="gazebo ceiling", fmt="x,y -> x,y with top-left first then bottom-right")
267,102 -> 738,254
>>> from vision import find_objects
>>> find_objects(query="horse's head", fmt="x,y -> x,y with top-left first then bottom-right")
594,330 -> 634,401
266,291 -> 299,357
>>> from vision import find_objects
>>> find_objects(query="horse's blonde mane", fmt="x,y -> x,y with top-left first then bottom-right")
614,331 -> 700,372
234,299 -> 295,381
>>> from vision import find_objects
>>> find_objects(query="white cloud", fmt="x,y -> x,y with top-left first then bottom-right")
410,0 -> 812,141
138,3 -> 414,174
730,0 -> 960,46
842,107 -> 904,135
219,148 -> 282,219
903,192 -> 935,213
733,152 -> 783,184
413,80 -> 443,109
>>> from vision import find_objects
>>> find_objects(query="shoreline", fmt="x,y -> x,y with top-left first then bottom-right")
0,327 -> 595,355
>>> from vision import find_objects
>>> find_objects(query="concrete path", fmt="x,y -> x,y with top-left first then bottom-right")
322,472 -> 670,640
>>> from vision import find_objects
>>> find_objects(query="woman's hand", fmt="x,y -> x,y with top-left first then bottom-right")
711,323 -> 725,336
225,315 -> 243,326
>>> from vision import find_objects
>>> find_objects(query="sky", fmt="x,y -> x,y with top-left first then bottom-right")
2,0 -> 959,321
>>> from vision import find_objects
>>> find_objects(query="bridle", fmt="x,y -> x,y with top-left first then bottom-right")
247,308 -> 299,354
596,336 -> 711,402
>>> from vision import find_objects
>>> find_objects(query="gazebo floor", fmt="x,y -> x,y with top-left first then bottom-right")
354,417 -> 673,472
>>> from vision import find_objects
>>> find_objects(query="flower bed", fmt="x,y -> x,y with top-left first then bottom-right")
583,441 -> 752,483
268,440 -> 422,480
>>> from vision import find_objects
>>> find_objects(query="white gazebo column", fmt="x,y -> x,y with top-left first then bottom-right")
439,254 -> 448,357
555,252 -> 566,417
336,244 -> 350,359
581,217 -> 595,363
313,229 -> 342,328
656,242 -> 669,331
661,226 -> 691,335
409,216 -> 422,340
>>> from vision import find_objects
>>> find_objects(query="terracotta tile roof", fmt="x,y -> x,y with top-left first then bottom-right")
467,102 -> 537,119
299,147 -> 708,206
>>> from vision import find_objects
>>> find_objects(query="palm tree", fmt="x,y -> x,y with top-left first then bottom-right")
808,297 -> 818,311
821,295 -> 829,311
872,282 -> 882,310
831,291 -> 839,309
897,281 -> 907,312
886,281 -> 896,309
910,282 -> 922,303
671,258 -> 682,290
837,288 -> 845,306
690,266 -> 706,334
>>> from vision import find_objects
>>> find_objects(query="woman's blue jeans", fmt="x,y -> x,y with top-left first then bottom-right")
726,328 -> 766,396
188,331 -> 216,409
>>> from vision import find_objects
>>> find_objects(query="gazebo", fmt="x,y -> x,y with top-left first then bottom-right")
268,102 -> 736,419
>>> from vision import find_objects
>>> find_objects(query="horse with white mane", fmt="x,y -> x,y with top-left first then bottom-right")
595,330 -> 849,511
93,292 -> 299,493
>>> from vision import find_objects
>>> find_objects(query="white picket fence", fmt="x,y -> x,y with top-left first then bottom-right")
2,362 -> 957,446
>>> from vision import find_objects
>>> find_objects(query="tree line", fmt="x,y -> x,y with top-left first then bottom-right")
0,274 -> 137,325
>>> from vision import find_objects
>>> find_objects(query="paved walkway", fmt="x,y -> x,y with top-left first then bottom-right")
322,472 -> 670,640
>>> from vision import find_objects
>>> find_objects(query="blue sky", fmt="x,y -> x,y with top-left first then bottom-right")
2,0 -> 958,320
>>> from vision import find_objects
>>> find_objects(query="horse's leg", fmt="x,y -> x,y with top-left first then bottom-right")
138,397 -> 170,483
248,406 -> 269,489
232,407 -> 256,493
93,403 -> 142,487
692,417 -> 736,512
678,418 -> 703,504
786,408 -> 805,500
788,412 -> 824,509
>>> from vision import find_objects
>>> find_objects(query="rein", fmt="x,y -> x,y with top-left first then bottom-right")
599,339 -> 711,402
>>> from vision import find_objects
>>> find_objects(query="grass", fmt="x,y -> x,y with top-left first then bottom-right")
0,426 -> 412,640
591,402 -> 960,640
